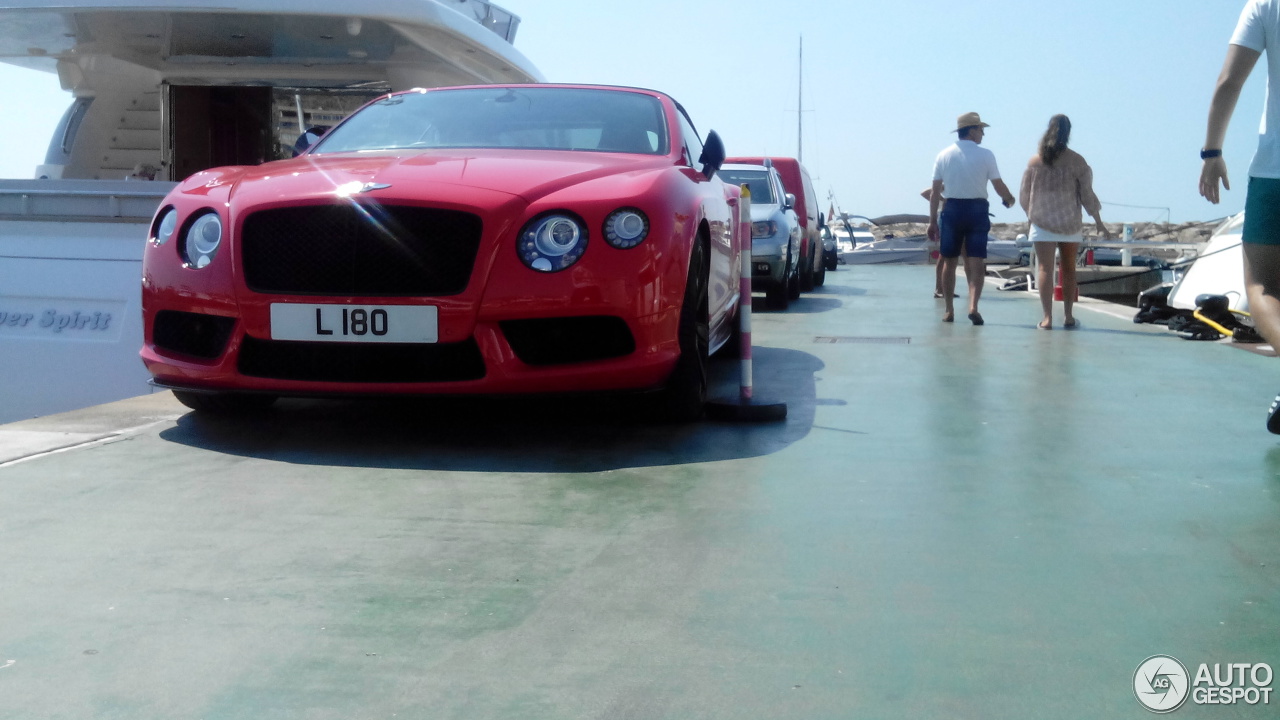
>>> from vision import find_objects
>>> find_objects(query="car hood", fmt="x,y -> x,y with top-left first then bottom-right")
223,149 -> 673,206
748,203 -> 784,222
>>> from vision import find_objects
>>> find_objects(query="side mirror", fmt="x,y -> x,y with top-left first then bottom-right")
293,126 -> 329,156
698,130 -> 725,180
784,192 -> 796,210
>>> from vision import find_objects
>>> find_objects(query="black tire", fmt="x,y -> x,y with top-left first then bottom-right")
799,241 -> 815,292
172,389 -> 277,414
814,252 -> 827,286
766,281 -> 789,310
655,237 -> 710,422
766,247 -> 791,310
716,305 -> 743,358
786,246 -> 801,301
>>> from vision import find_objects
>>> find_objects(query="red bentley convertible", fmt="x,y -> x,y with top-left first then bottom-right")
140,85 -> 743,420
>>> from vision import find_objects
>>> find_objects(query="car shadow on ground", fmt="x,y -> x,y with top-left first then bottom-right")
158,347 -> 824,473
807,281 -> 867,297
749,294 -> 845,314
773,296 -> 843,315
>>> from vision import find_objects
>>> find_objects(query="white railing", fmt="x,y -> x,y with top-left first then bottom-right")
437,0 -> 522,43
0,180 -> 172,221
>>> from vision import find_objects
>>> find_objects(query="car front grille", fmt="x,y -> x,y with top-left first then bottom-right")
237,336 -> 486,384
241,204 -> 482,296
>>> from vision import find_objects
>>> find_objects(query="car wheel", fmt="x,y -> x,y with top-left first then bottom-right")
765,281 -> 789,310
656,236 -> 710,422
787,246 -> 801,300
714,301 -> 743,358
814,254 -> 826,286
172,390 -> 277,414
825,250 -> 838,271
766,249 -> 791,310
799,242 -> 815,292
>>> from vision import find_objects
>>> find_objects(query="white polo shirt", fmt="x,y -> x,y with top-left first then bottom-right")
1232,0 -> 1280,178
932,140 -> 1002,199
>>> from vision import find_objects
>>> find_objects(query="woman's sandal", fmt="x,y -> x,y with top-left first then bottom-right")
1063,319 -> 1079,329
1037,320 -> 1051,330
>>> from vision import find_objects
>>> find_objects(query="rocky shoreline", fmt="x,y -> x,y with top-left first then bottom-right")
858,219 -> 1224,245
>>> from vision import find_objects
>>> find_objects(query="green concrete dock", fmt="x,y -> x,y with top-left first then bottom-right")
2,265 -> 1278,719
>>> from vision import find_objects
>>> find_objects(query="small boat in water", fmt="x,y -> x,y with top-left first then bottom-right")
842,234 -> 931,264
841,234 -> 1026,265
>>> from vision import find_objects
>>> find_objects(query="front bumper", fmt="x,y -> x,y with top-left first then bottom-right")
143,226 -> 691,398
142,303 -> 681,397
751,238 -> 788,286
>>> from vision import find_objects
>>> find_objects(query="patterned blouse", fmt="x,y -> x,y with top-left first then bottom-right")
1018,148 -> 1102,235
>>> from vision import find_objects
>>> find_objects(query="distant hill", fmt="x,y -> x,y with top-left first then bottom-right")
846,219 -> 1225,244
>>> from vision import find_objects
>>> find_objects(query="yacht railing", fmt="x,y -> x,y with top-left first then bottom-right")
438,0 -> 522,43
0,180 -> 172,222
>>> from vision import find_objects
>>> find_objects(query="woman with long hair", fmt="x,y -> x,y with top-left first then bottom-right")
1019,114 -> 1111,329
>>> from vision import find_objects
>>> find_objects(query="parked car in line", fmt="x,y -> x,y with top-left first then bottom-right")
717,161 -> 801,309
140,84 -> 742,421
820,224 -> 838,270
727,156 -> 824,290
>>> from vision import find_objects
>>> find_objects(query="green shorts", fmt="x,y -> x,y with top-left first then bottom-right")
1244,177 -> 1280,245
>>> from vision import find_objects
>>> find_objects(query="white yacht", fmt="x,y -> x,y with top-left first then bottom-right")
0,0 -> 541,423
1167,213 -> 1244,311
840,234 -> 1025,266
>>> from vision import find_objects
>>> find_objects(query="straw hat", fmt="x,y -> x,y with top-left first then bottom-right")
953,112 -> 990,132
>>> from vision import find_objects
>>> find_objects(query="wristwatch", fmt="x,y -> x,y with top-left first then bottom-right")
1201,148 -> 1222,159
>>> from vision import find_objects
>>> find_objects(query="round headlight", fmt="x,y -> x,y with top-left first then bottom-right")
604,208 -> 649,249
152,208 -> 177,245
183,213 -> 223,269
518,214 -> 587,272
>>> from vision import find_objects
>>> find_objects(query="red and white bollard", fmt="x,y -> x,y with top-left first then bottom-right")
706,184 -> 787,422
738,190 -> 756,400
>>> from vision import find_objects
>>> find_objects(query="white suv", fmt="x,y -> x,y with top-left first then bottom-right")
717,163 -> 802,309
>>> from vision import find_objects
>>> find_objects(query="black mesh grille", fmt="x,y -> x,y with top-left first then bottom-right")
237,336 -> 485,383
500,316 -> 635,366
153,310 -> 236,359
241,205 -> 482,296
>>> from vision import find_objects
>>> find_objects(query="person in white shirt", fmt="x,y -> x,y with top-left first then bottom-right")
927,112 -> 1016,325
1200,0 -> 1280,433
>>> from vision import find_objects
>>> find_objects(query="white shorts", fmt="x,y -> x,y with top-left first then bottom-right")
1029,224 -> 1082,244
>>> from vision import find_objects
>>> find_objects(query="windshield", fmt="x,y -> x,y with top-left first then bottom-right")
716,169 -> 776,204
312,87 -> 669,155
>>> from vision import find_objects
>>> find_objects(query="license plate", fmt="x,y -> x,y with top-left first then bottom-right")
270,303 -> 438,343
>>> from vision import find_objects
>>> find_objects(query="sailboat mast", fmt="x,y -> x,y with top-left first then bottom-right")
797,36 -> 803,162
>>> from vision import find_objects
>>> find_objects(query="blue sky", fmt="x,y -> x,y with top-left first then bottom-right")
0,0 -> 1266,223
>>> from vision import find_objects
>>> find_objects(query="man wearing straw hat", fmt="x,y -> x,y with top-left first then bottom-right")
927,112 -> 1017,325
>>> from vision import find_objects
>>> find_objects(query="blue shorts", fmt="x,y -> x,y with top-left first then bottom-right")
1244,177 -> 1280,246
939,198 -> 990,258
